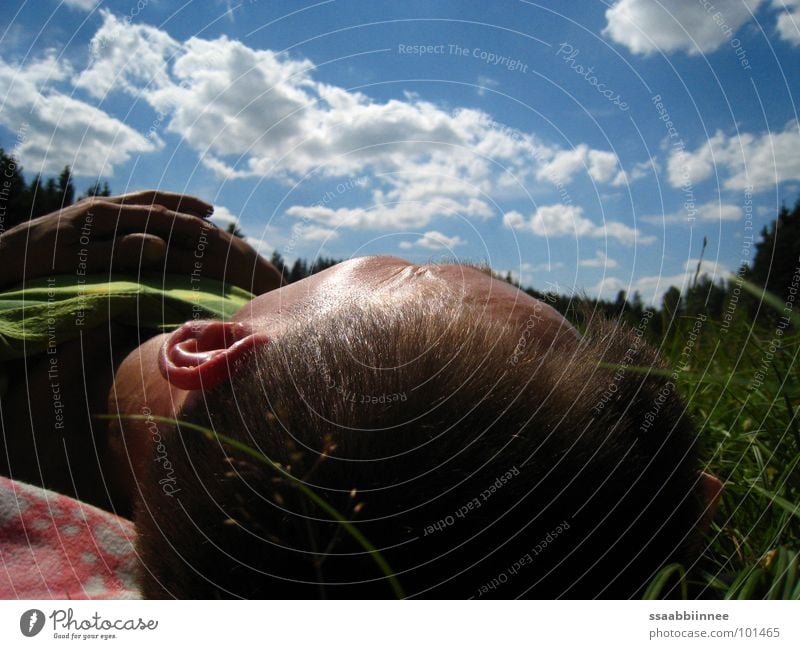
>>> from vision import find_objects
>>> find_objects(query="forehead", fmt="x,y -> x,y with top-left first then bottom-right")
237,256 -> 576,346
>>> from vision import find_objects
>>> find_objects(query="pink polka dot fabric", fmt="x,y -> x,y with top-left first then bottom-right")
0,477 -> 140,599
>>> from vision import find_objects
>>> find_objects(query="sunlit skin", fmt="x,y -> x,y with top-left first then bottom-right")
109,256 -> 580,497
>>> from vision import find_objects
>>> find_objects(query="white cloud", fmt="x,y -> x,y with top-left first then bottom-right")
536,145 -> 620,186
64,0 -> 99,9
476,75 -> 499,97
531,205 -> 591,237
603,0 -> 763,55
641,200 -> 743,224
74,19 -> 515,226
291,223 -> 339,242
587,149 -> 620,183
698,201 -> 743,220
151,35 -> 316,165
536,148 -> 585,185
580,250 -> 619,268
522,261 -> 565,272
502,210 -> 527,229
612,158 -> 659,187
504,204 -> 656,246
0,53 -> 158,175
399,230 -> 466,250
154,47 -> 480,181
667,122 -> 800,192
775,1 -> 800,45
68,16 -> 631,232
209,205 -> 240,227
244,236 -> 274,256
74,11 -> 178,99
287,193 -> 492,231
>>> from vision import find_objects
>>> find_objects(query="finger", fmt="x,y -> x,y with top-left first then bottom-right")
69,229 -> 279,294
87,202 -> 219,249
77,205 -> 277,293
94,191 -> 213,218
80,234 -> 167,275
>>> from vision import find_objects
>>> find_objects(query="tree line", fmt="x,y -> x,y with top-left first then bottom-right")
269,201 -> 800,337
0,147 -> 111,231
3,145 -> 798,334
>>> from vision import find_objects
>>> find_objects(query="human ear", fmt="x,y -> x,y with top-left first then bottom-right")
699,471 -> 724,528
159,320 -> 269,391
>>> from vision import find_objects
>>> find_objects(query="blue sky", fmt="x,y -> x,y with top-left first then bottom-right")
1,0 -> 799,303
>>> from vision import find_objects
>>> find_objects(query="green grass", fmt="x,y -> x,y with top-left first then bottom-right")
643,291 -> 800,599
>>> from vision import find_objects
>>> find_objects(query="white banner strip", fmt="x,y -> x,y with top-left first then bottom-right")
0,600 -> 798,648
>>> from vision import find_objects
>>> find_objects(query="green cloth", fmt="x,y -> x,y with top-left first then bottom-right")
0,274 -> 254,362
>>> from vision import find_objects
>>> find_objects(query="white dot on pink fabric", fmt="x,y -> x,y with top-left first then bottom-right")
92,523 -> 134,558
82,575 -> 108,597
61,525 -> 79,537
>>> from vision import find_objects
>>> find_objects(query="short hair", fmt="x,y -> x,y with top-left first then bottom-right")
134,295 -> 705,598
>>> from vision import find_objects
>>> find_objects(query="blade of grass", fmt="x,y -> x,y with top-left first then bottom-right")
736,569 -> 766,599
737,277 -> 800,327
750,484 -> 800,522
767,548 -> 789,599
782,551 -> 798,600
642,563 -> 688,599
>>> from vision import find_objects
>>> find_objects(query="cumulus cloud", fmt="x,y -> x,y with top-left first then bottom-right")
0,53 -> 158,175
399,230 -> 466,250
74,10 -> 178,98
149,35 -> 316,165
291,223 -> 339,242
503,204 -> 656,246
603,0 -> 763,55
523,261 -> 565,272
641,201 -> 743,224
476,75 -> 499,96
580,250 -> 619,268
667,122 -> 800,192
244,235 -> 274,256
536,145 -> 620,186
0,12 -> 643,239
67,12 -> 626,232
536,148 -> 585,185
64,0 -> 99,10
587,150 -> 620,183
775,0 -> 800,45
700,202 -> 744,220
287,193 -> 492,230
612,158 -> 659,187
209,205 -> 240,227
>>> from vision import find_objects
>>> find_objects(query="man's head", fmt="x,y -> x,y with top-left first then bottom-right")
115,257 -> 713,598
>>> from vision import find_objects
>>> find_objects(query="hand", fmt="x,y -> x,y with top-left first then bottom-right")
0,191 -> 282,294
